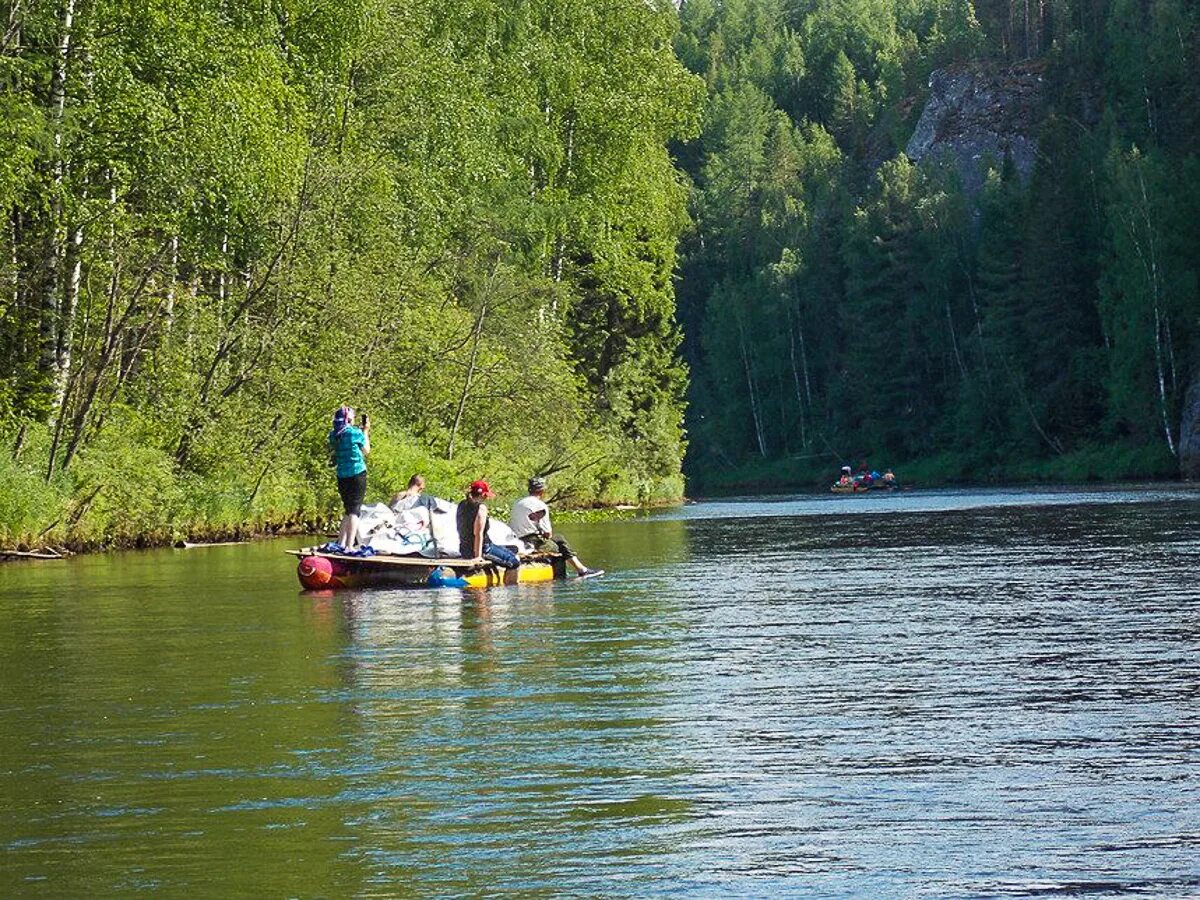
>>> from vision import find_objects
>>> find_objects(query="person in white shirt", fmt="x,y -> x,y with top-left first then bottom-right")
509,477 -> 602,578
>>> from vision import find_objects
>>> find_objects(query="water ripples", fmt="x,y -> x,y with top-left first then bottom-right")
1,491 -> 1198,894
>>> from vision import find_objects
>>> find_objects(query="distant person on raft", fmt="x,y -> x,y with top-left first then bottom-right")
328,405 -> 370,549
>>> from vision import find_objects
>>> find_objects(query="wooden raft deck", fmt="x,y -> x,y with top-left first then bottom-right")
286,549 -> 551,570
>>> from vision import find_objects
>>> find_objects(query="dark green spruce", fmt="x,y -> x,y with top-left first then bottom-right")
676,0 -> 1199,490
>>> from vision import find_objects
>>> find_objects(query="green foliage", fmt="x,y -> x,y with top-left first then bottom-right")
0,0 -> 702,547
0,429 -> 65,543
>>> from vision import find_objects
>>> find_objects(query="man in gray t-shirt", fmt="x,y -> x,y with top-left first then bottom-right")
509,477 -> 602,578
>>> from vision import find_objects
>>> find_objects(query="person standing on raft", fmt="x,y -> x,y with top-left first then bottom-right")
328,406 -> 370,549
510,477 -> 602,578
457,480 -> 519,569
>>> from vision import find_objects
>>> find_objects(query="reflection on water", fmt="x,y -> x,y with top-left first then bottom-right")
1,491 -> 1198,894
335,560 -> 697,895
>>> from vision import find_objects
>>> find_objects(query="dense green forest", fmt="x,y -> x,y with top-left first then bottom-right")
2,0 -> 1197,547
0,0 -> 702,546
676,0 -> 1199,490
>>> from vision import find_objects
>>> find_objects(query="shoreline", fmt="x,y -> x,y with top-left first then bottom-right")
687,457 -> 1192,497
5,481 -> 1197,561
686,478 -> 1200,501
0,501 -> 671,561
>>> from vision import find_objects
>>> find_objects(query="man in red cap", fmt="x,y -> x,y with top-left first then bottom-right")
456,480 -> 519,569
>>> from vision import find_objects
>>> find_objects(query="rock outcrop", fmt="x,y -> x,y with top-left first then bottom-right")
1180,375 -> 1200,480
906,64 -> 1044,197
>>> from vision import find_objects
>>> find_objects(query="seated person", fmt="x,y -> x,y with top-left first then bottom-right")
456,480 -> 519,569
509,477 -> 601,578
390,474 -> 438,512
390,474 -> 451,552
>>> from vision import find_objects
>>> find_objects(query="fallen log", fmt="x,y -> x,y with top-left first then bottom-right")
1,548 -> 68,560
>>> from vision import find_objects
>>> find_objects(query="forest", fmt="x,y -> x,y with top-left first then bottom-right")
676,0 -> 1200,490
0,0 -> 703,547
2,0 -> 1197,548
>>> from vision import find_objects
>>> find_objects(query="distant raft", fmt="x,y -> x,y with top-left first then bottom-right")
830,482 -> 871,494
291,548 -> 565,590
830,474 -> 900,494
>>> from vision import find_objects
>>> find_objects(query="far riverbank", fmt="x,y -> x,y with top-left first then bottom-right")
687,441 -> 1187,497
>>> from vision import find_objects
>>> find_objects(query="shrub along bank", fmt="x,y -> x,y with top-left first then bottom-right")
1,418 -> 681,552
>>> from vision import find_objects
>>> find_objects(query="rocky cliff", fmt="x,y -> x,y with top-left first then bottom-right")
906,64 -> 1045,196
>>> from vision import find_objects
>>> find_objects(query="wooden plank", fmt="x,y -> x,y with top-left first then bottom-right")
286,549 -> 555,570
287,549 -> 449,567
288,549 -> 554,571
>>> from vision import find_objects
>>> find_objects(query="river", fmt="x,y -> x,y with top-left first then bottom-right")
2,487 -> 1198,895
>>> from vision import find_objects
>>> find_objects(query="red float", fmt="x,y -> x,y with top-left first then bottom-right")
297,555 -> 334,589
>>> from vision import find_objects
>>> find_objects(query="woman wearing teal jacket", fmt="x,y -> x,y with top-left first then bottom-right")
328,405 -> 370,549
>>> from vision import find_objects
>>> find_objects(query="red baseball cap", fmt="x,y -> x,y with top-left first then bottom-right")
468,479 -> 495,498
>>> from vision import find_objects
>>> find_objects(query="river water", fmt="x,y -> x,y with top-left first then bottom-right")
2,487 -> 1198,895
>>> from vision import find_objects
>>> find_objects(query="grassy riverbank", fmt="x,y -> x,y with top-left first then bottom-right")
0,422 -> 682,554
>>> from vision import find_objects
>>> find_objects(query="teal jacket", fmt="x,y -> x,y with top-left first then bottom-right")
329,426 -> 367,478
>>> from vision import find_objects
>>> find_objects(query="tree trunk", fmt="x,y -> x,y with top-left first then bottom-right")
164,234 -> 178,325
737,314 -> 767,457
39,238 -> 62,383
217,231 -> 228,321
38,0 -> 78,394
945,297 -> 967,379
1164,312 -> 1177,395
775,370 -> 789,455
51,221 -> 82,414
549,115 -> 573,284
1133,161 -> 1176,457
6,208 -> 16,313
447,296 -> 488,461
786,306 -> 808,449
1152,305 -> 1176,457
3,2 -> 21,55
58,255 -> 165,475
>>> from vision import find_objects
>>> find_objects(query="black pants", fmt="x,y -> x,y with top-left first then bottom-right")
521,533 -> 576,561
337,471 -> 367,515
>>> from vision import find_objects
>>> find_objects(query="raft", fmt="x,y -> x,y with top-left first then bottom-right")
830,481 -> 902,494
289,548 -> 566,590
831,482 -> 870,494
